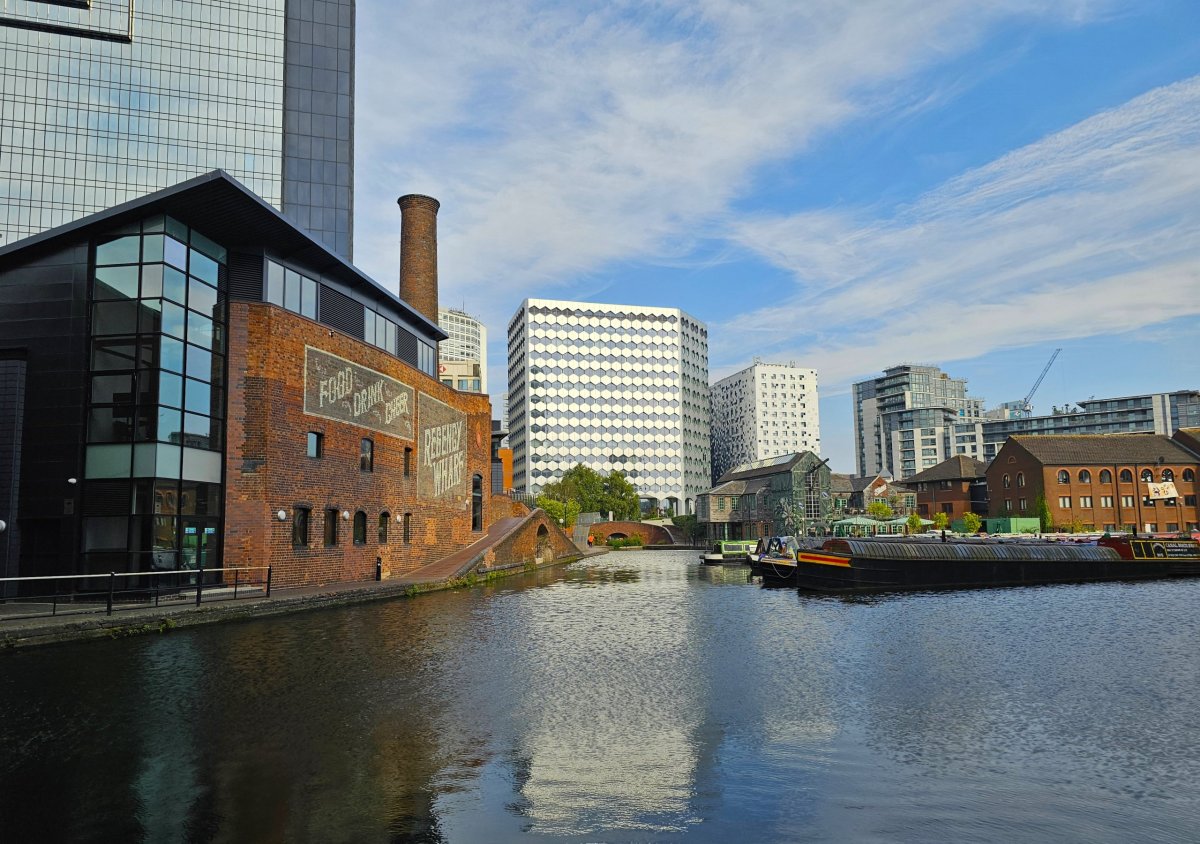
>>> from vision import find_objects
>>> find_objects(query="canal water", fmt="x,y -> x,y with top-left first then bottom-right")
2,549 -> 1199,843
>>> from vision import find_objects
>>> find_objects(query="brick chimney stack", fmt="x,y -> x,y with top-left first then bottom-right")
397,194 -> 440,324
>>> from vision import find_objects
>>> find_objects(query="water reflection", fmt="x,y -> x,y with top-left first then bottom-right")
1,552 -> 1199,842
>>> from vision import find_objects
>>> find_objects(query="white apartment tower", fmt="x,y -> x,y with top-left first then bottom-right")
710,360 -> 820,482
437,307 -> 487,393
507,298 -> 711,513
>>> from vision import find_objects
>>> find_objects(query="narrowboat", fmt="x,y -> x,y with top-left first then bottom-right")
770,535 -> 1200,592
748,536 -> 804,579
700,539 -> 759,565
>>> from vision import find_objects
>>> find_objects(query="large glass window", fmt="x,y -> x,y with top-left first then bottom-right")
83,216 -> 227,573
265,260 -> 318,320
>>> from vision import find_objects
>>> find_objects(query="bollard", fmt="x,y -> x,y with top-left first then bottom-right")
375,556 -> 382,582
106,572 -> 115,616
265,566 -> 272,597
196,564 -> 204,606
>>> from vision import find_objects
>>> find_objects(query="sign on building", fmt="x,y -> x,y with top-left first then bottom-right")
418,393 -> 467,500
303,347 -> 414,440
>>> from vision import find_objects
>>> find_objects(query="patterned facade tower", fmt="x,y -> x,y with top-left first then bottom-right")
398,195 -> 440,326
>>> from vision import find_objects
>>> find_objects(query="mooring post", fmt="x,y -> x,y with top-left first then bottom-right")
196,564 -> 204,607
376,556 -> 382,582
106,572 -> 115,616
265,566 -> 272,597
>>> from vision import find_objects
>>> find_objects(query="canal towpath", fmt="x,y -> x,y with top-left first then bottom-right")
1,515 -> 604,650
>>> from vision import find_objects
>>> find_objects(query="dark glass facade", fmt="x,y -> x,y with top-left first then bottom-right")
0,0 -> 354,257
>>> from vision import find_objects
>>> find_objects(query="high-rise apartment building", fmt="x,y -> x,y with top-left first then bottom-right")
0,0 -> 354,257
710,360 -> 820,483
507,299 -> 710,513
853,364 -> 985,479
437,307 -> 487,393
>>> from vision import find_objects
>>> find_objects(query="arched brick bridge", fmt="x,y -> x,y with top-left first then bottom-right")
587,521 -> 674,545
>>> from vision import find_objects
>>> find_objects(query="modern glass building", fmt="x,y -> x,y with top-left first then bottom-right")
438,307 -> 487,393
507,298 -> 710,513
710,359 -> 820,483
0,0 -> 354,257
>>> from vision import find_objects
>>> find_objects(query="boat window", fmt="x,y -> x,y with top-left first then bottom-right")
1078,469 -> 1091,483
1057,470 -> 1070,484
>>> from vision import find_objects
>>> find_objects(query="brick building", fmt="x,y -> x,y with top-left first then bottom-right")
986,434 -> 1200,534
906,455 -> 989,523
0,171 -> 495,589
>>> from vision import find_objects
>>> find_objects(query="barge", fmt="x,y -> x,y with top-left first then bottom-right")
700,539 -> 759,565
764,536 -> 1200,592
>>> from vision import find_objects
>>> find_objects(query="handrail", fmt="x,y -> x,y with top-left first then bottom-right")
0,566 -> 273,621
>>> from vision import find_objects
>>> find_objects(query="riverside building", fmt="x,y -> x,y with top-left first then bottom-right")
0,173 -> 495,589
507,299 -> 710,514
0,0 -> 354,257
710,359 -> 820,483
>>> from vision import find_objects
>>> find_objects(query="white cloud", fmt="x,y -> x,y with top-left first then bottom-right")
722,76 -> 1200,384
354,0 -> 1115,331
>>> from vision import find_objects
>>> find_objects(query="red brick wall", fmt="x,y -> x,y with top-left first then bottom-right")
480,510 -> 579,570
224,302 -> 493,587
588,521 -> 673,544
915,481 -> 975,522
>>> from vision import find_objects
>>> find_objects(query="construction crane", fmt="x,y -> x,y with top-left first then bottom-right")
1021,348 -> 1061,417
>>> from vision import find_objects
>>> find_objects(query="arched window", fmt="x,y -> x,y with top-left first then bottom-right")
1003,474 -> 1011,489
1057,470 -> 1070,484
1141,469 -> 1153,483
353,510 -> 367,544
1161,468 -> 1174,482
471,474 -> 484,531
1078,469 -> 1091,483
1184,468 -> 1196,482
378,512 -> 390,544
1119,469 -> 1133,483
1099,469 -> 1112,484
1017,472 -> 1025,488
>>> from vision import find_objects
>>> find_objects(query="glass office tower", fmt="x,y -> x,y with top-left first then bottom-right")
0,0 -> 353,257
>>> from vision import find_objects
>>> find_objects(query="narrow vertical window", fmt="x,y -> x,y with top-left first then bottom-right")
307,431 -> 323,458
292,507 -> 310,547
353,510 -> 367,544
379,512 -> 389,544
404,446 -> 413,477
324,508 -> 339,546
403,512 -> 412,544
472,474 -> 483,531
360,438 -> 373,472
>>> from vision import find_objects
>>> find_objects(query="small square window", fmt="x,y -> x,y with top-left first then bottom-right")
307,432 -> 323,458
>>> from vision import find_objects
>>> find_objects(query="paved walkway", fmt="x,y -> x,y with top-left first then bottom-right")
0,516 -> 602,651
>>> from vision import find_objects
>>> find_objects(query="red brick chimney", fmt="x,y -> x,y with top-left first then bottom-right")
397,194 -> 440,324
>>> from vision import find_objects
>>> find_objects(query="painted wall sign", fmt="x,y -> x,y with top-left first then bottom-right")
418,393 -> 467,500
303,346 -> 414,440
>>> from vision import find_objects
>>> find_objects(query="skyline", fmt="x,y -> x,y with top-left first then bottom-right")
350,0 -> 1200,473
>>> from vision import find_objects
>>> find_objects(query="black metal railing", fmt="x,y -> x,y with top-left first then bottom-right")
0,566 -> 272,622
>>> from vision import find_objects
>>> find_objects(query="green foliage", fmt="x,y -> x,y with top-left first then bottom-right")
671,514 -> 704,542
1066,516 -> 1086,534
535,495 -> 581,528
607,535 -> 644,548
961,512 -> 983,534
932,511 -> 950,530
539,464 -> 640,521
866,501 -> 894,520
1034,493 -> 1053,532
906,513 -> 925,534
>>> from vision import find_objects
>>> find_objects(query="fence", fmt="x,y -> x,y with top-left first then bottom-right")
0,566 -> 272,622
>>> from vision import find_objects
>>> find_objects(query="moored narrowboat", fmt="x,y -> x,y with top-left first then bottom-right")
700,539 -> 759,565
774,535 -> 1200,592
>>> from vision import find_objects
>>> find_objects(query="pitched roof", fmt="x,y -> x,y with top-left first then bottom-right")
719,451 -> 824,482
906,455 -> 988,483
1006,433 -> 1198,466
1174,428 -> 1200,458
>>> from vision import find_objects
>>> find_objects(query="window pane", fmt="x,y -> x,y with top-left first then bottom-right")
95,236 -> 140,266
93,300 -> 139,336
158,407 -> 183,444
183,412 -> 214,449
160,337 -> 185,373
266,261 -> 284,305
301,277 -> 317,319
184,379 -> 212,415
187,311 -> 214,349
140,263 -> 164,298
159,371 -> 183,408
186,345 -> 213,382
190,249 -> 219,285
88,406 -> 135,442
91,373 -> 134,404
162,301 -> 187,339
163,266 -> 187,304
164,236 -> 188,271
189,277 -> 219,319
141,234 -> 164,263
94,265 -> 139,300
284,269 -> 301,312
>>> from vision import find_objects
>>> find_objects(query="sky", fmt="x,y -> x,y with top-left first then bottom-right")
352,0 -> 1200,474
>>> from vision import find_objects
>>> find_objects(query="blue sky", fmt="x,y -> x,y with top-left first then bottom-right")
352,0 -> 1200,474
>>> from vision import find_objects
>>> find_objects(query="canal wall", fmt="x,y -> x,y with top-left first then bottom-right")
588,521 -> 674,545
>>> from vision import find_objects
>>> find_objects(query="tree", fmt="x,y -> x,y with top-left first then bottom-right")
866,501 -> 893,520
961,512 -> 983,534
1034,493 -> 1052,532
537,464 -> 640,522
672,514 -> 704,542
933,511 -> 950,530
906,513 -> 924,534
536,496 -> 580,528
